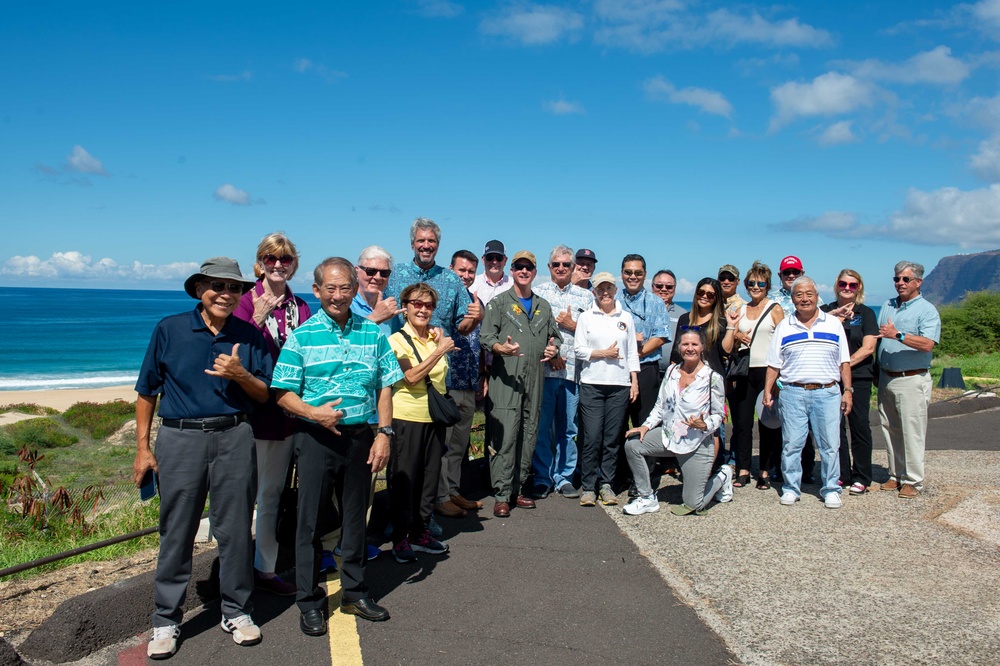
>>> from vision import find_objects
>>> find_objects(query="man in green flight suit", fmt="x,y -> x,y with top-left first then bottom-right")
480,250 -> 561,518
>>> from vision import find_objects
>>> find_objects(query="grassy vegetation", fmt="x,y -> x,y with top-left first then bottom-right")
0,403 -> 59,416
0,418 -> 78,455
936,291 -> 1000,357
63,400 -> 135,439
931,352 -> 1000,387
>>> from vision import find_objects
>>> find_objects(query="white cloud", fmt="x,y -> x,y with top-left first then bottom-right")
1,252 -> 200,282
772,211 -> 868,236
207,70 -> 252,82
479,4 -> 585,45
971,0 -> 1000,33
818,120 -> 858,146
213,183 -> 264,206
702,9 -> 835,48
675,278 -> 696,296
839,46 -> 969,85
971,134 -> 1000,181
413,0 -> 463,17
643,76 -> 733,118
66,145 -> 107,175
293,58 -> 347,82
769,72 -> 875,131
543,98 -> 585,115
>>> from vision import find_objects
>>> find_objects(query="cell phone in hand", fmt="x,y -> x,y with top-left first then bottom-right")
139,470 -> 158,501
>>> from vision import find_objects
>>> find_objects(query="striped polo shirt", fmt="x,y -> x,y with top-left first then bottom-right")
272,309 -> 403,425
766,310 -> 849,384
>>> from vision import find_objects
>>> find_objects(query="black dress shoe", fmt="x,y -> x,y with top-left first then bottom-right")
340,597 -> 390,622
300,609 -> 327,636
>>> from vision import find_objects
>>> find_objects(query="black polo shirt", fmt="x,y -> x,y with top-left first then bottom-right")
135,306 -> 272,419
820,302 -> 879,381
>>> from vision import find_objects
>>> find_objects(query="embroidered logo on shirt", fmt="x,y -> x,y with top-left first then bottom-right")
617,322 -> 627,331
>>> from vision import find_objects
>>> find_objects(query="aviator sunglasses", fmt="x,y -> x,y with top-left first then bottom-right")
261,254 -> 294,267
837,281 -> 860,291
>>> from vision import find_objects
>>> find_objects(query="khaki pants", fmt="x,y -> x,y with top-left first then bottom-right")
877,371 -> 931,488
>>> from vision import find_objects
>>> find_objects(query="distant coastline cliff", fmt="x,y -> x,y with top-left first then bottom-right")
922,249 -> 1000,305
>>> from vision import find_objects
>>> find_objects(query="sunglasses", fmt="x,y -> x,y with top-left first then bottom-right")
679,325 -> 702,332
622,269 -> 645,277
204,280 -> 244,294
838,281 -> 860,291
549,261 -> 573,268
745,280 -> 767,289
893,276 -> 918,283
652,283 -> 675,290
718,274 -> 737,282
512,263 -> 535,272
484,253 -> 505,262
261,254 -> 294,266
695,289 -> 717,299
404,299 -> 435,310
781,269 -> 802,278
358,265 -> 392,278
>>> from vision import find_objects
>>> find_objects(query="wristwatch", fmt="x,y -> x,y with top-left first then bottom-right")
376,426 -> 394,437
895,332 -> 906,342
844,386 -> 855,394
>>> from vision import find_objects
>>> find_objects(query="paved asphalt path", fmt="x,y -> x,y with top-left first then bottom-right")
105,482 -> 734,665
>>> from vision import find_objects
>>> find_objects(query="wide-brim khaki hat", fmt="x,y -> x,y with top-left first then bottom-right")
183,257 -> 256,298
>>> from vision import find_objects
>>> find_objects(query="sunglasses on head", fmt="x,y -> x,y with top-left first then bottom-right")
745,280 -> 767,288
781,269 -> 802,278
512,263 -> 535,272
404,299 -> 435,310
549,261 -> 572,268
893,276 -> 918,283
838,280 -> 860,291
484,253 -> 505,262
204,280 -> 244,294
261,254 -> 294,266
680,325 -> 702,332
652,283 -> 675,290
358,265 -> 392,278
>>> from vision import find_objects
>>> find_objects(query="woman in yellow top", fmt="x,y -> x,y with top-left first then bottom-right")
387,283 -> 455,563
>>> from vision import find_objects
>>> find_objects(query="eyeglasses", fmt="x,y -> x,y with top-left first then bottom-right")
404,299 -> 435,310
893,276 -> 918,283
695,289 -> 717,299
261,254 -> 294,266
549,261 -> 573,268
512,263 -> 535,272
622,269 -> 645,277
837,281 -> 860,291
358,265 -> 392,278
652,283 -> 675,290
204,280 -> 244,294
745,280 -> 767,289
718,274 -> 737,282
484,254 -> 505,262
781,269 -> 802,278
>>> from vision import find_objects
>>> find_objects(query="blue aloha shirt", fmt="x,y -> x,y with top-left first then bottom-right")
271,309 -> 403,426
447,290 -> 481,391
383,261 -> 472,337
620,289 -> 671,364
534,281 -> 594,380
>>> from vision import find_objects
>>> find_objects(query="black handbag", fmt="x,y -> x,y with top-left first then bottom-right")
726,302 -> 777,381
398,330 -> 462,427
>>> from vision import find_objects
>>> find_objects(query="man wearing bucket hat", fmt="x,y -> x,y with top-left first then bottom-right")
134,257 -> 272,659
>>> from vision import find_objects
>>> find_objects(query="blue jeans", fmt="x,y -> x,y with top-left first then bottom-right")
532,378 -> 579,491
778,385 -> 841,497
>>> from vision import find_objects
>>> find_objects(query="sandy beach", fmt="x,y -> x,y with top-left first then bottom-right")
0,385 -> 137,412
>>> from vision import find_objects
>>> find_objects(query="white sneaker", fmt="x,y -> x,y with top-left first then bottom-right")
622,495 -> 660,515
779,491 -> 799,506
714,465 -> 734,503
147,625 -> 180,659
824,492 -> 843,509
221,614 -> 262,646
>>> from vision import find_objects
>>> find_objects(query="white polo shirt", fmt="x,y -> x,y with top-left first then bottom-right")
766,310 -> 849,384
574,301 -> 641,387
471,272 -> 513,304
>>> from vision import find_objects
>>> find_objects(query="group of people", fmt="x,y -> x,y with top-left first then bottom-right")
133,219 -> 941,659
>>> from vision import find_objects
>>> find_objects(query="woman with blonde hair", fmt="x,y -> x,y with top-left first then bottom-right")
821,268 -> 878,494
234,232 -> 312,595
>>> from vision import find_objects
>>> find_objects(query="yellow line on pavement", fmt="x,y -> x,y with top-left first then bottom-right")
322,566 -> 364,665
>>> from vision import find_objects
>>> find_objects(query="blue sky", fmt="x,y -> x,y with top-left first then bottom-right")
3,0 -> 1000,304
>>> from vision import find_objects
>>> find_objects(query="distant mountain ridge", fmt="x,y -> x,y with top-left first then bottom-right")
922,249 -> 1000,305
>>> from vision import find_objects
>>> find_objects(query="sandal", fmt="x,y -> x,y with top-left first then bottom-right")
733,473 -> 751,488
756,475 -> 771,490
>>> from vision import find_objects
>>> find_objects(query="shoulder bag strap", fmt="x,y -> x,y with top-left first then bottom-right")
397,329 -> 433,388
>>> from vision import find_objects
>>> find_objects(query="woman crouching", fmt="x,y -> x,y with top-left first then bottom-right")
622,327 -> 733,516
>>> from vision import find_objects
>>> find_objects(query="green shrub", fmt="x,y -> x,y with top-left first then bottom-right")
63,401 -> 135,439
936,291 -> 1000,357
0,403 -> 59,416
1,419 -> 78,449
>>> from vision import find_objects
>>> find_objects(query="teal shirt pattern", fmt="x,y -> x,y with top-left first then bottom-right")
272,309 -> 403,425
383,261 -> 472,336
877,294 -> 941,372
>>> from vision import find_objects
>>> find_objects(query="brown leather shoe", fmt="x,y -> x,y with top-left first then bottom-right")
434,500 -> 467,518
515,495 -> 536,509
898,484 -> 920,499
881,478 -> 900,491
493,501 -> 510,517
450,494 -> 483,510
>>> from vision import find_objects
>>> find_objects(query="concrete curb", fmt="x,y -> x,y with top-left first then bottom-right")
16,549 -> 220,663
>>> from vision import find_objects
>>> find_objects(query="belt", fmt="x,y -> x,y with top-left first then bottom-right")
789,381 -> 837,390
882,368 -> 928,378
161,414 -> 248,432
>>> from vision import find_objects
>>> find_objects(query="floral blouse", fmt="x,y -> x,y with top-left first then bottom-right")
641,364 -> 725,454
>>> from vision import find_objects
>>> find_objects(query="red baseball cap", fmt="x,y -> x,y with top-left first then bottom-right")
779,256 -> 803,272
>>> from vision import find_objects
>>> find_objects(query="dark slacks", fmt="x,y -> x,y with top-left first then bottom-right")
840,379 -> 874,486
153,422 -> 255,627
731,366 -> 782,474
294,422 -> 374,610
579,383 -> 630,492
389,419 -> 444,541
